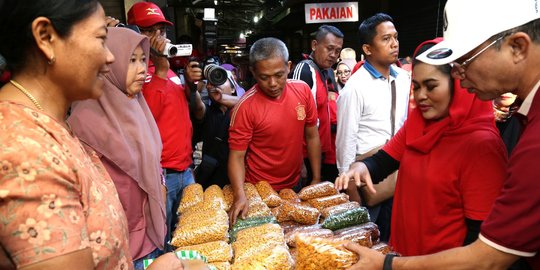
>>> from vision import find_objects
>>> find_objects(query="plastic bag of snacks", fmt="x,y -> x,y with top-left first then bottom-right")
178,183 -> 204,213
231,245 -> 294,270
371,242 -> 395,255
333,227 -> 373,248
229,216 -> 276,242
204,185 -> 226,210
296,237 -> 358,270
223,185 -> 234,212
282,202 -> 320,225
320,201 -> 360,218
284,225 -> 333,247
246,199 -> 272,218
279,188 -> 301,203
308,193 -> 349,212
256,181 -> 282,207
176,240 -> 232,263
322,207 -> 370,231
233,240 -> 288,263
235,223 -> 284,243
209,261 -> 231,270
298,181 -> 337,201
178,206 -> 228,227
243,182 -> 262,201
171,218 -> 229,247
334,222 -> 380,244
271,205 -> 291,222
278,221 -> 303,235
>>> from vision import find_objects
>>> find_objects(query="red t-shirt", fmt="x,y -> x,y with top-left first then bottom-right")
384,121 -> 506,256
229,80 -> 317,190
142,63 -> 192,171
480,86 -> 540,268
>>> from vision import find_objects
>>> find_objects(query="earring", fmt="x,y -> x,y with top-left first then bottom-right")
48,55 -> 56,65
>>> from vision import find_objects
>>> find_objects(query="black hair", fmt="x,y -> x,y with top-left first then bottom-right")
315,25 -> 344,41
0,0 -> 99,73
493,18 -> 540,50
358,13 -> 394,54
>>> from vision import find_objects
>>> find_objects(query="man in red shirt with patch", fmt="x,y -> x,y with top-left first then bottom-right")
228,37 -> 321,224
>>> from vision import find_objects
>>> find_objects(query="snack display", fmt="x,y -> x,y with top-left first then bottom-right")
256,181 -> 283,207
298,181 -> 338,201
320,201 -> 361,218
322,207 -> 370,231
308,193 -> 349,212
279,188 -> 301,203
282,202 -> 320,225
178,183 -> 204,213
204,184 -> 226,210
176,240 -> 232,262
296,237 -> 358,270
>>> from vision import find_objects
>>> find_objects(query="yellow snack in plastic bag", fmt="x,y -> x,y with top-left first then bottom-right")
256,181 -> 282,207
279,188 -> 301,203
296,237 -> 358,270
204,184 -> 226,210
308,193 -> 349,212
298,181 -> 337,201
178,183 -> 204,213
176,240 -> 232,263
223,185 -> 233,212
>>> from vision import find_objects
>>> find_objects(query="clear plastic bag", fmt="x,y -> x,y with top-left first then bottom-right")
334,222 -> 380,244
284,225 -> 333,247
176,240 -> 232,263
278,221 -> 303,235
296,237 -> 358,270
256,181 -> 282,207
231,245 -> 294,270
246,199 -> 272,218
282,202 -> 320,225
271,205 -> 291,222
333,227 -> 373,248
320,201 -> 360,218
298,181 -> 338,201
178,206 -> 228,227
223,185 -> 234,212
243,182 -> 261,201
178,183 -> 204,213
234,223 -> 284,244
371,242 -> 395,255
171,219 -> 229,247
279,188 -> 301,203
322,207 -> 370,231
230,216 -> 277,242
308,193 -> 349,212
204,184 -> 226,210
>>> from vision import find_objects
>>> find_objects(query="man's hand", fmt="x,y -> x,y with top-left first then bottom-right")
229,193 -> 248,226
185,61 -> 203,83
148,30 -> 170,79
344,242 -> 385,270
207,83 -> 223,102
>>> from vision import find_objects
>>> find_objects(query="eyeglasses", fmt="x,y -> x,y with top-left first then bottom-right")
336,70 -> 351,76
451,35 -> 505,78
139,26 -> 168,36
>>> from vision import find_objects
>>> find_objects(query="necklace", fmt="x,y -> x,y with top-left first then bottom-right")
9,80 -> 43,111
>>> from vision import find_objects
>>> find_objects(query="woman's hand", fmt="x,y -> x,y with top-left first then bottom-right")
334,162 -> 376,194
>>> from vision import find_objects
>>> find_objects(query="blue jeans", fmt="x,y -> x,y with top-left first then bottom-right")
164,168 -> 194,251
132,248 -> 163,270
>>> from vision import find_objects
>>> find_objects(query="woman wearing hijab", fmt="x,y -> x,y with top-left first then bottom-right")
335,38 -> 507,256
335,58 -> 355,90
68,27 -> 166,268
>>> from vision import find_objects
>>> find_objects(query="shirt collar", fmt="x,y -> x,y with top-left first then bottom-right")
364,60 -> 399,80
517,79 -> 540,117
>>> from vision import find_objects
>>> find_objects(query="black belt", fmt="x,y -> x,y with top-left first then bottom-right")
163,168 -> 185,174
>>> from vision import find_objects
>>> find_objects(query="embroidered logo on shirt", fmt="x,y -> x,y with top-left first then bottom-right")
296,104 -> 306,120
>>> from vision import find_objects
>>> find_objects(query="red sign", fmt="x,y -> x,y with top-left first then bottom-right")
305,2 -> 358,24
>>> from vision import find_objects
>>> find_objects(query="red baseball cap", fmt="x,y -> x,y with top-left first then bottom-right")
127,2 -> 173,28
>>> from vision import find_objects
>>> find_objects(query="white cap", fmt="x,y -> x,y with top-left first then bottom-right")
417,0 -> 540,65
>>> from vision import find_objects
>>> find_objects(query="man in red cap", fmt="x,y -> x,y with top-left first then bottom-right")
127,1 -> 205,251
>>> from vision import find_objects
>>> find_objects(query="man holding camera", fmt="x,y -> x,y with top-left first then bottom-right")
127,2 -> 204,251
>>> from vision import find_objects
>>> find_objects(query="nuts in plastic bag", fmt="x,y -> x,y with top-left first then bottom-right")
234,223 -> 284,244
320,201 -> 361,218
231,245 -> 294,270
296,237 -> 358,270
334,222 -> 380,244
333,227 -> 373,247
204,184 -> 226,210
322,207 -> 370,231
243,182 -> 261,201
298,181 -> 338,201
176,240 -> 232,263
178,206 -> 228,227
278,221 -> 303,235
282,202 -> 320,225
279,188 -> 301,203
308,193 -> 349,212
178,183 -> 204,213
284,225 -> 333,247
223,185 -> 234,212
171,219 -> 229,247
271,205 -> 291,222
246,199 -> 272,218
229,216 -> 277,242
256,181 -> 282,207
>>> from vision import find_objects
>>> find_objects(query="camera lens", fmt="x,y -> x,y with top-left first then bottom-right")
204,64 -> 228,85
168,46 -> 178,56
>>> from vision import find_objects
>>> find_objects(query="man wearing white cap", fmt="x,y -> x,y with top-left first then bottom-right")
343,0 -> 540,269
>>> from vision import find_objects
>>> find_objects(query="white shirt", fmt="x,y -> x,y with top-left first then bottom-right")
336,61 -> 410,173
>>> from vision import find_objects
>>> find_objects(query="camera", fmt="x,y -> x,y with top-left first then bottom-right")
199,58 -> 228,86
164,43 -> 193,58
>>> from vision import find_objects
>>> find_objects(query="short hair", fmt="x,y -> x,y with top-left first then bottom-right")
493,18 -> 540,49
249,37 -> 289,68
315,25 -> 344,42
358,13 -> 394,51
0,0 -> 99,73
